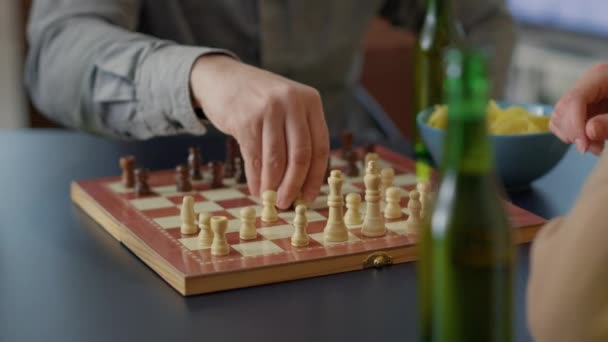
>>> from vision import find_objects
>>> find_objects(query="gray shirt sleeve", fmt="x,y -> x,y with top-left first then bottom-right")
24,0 -> 237,139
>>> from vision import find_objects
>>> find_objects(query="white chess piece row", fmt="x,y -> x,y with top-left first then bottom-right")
178,169 -> 434,256
178,192 -> 313,257
322,160 -> 433,241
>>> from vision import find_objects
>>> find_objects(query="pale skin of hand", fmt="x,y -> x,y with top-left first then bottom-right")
551,63 -> 608,156
189,55 -> 330,209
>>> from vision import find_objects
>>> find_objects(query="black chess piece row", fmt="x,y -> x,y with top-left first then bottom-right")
119,155 -> 151,196
118,137 -> 249,197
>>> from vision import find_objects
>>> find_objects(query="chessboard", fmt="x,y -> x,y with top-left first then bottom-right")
71,144 -> 546,296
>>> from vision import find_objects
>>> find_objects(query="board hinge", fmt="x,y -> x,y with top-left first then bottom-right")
363,252 -> 393,269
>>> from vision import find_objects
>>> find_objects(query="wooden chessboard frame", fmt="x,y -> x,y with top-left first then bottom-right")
71,146 -> 546,296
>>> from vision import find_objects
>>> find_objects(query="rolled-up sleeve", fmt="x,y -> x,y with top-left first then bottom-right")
24,0 -> 237,139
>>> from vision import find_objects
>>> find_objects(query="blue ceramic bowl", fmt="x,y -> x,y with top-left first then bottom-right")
416,101 -> 569,191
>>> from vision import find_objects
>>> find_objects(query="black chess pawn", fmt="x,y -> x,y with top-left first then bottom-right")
325,156 -> 331,183
209,161 -> 225,188
345,150 -> 359,177
234,157 -> 246,184
341,131 -> 353,157
365,143 -> 375,154
224,137 -> 237,178
176,164 -> 192,192
120,155 -> 135,188
188,147 -> 202,180
134,168 -> 151,196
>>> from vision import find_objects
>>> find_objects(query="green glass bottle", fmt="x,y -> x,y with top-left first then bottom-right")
417,48 -> 515,342
413,0 -> 464,181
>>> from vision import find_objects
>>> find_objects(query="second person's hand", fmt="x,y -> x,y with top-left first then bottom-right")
551,63 -> 608,155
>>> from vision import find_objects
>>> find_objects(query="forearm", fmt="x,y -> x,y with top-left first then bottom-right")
528,144 -> 608,341
24,1 -> 236,139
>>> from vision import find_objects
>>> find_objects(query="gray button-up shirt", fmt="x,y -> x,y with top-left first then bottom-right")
24,0 -> 515,140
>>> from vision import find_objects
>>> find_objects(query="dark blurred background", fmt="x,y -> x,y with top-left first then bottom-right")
2,0 -> 608,139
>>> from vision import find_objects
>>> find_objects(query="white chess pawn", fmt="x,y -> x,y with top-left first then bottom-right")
210,216 -> 229,256
417,181 -> 431,219
406,190 -> 422,234
344,193 -> 363,226
261,190 -> 278,222
380,167 -> 395,209
384,187 -> 402,219
239,206 -> 257,240
197,212 -> 213,247
364,153 -> 379,169
291,205 -> 309,247
180,196 -> 197,234
380,168 -> 395,194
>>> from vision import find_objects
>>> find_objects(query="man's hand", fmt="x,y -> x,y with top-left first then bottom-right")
189,55 -> 329,209
551,63 -> 608,155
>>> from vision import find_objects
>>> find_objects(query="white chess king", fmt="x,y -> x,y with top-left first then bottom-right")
362,161 -> 387,237
323,170 -> 349,242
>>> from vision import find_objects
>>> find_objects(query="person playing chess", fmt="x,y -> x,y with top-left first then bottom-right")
528,63 -> 608,341
24,0 -> 515,209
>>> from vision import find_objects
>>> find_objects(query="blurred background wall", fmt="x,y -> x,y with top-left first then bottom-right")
1,0 -> 607,137
505,0 -> 608,104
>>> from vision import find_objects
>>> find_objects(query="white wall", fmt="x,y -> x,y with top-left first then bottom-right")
505,25 -> 608,105
0,0 -> 27,129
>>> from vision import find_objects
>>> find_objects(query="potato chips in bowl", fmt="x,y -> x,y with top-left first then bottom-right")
417,100 -> 569,191
426,100 -> 551,135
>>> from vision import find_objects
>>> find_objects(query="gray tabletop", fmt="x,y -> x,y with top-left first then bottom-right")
0,129 -> 598,342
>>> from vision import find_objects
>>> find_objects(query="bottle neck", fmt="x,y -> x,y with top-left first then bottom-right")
427,0 -> 449,21
441,114 -> 492,174
441,48 -> 492,175
420,0 -> 464,46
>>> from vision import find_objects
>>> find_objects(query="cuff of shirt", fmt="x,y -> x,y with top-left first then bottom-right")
136,45 -> 238,136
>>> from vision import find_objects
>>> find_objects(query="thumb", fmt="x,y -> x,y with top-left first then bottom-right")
552,91 -> 589,151
586,113 -> 608,141
555,63 -> 608,152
